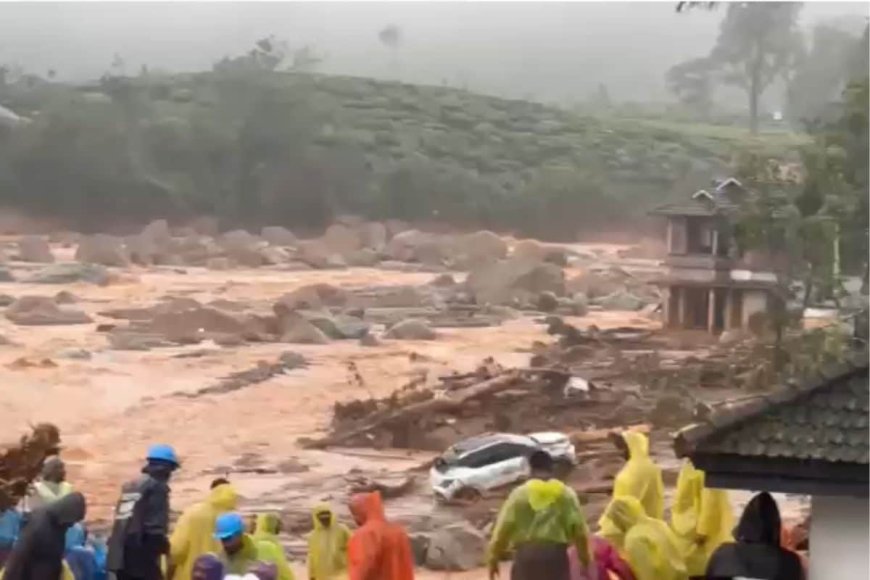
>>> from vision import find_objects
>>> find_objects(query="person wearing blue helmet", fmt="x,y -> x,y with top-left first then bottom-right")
106,444 -> 180,580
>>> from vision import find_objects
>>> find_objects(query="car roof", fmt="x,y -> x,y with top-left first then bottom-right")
450,432 -> 535,456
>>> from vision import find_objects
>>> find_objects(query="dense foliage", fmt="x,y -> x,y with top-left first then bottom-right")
0,42 -> 804,239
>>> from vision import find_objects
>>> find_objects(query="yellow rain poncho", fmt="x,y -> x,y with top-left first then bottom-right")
670,461 -> 734,576
307,504 -> 351,580
252,513 -> 295,580
598,431 -> 663,536
488,478 -> 591,569
168,483 -> 238,580
601,496 -> 688,580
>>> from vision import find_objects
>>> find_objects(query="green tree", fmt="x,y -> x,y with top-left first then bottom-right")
666,57 -> 715,119
710,2 -> 804,134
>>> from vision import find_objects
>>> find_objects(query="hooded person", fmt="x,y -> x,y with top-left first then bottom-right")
106,444 -> 180,580
705,492 -> 805,580
191,554 -> 224,580
2,492 -> 86,580
167,482 -> 238,580
213,513 -> 293,579
251,514 -> 293,580
63,524 -> 98,580
598,432 -> 663,536
670,461 -> 734,577
487,451 -> 591,580
599,496 -> 687,580
306,504 -> 351,580
347,491 -> 413,580
21,457 -> 74,523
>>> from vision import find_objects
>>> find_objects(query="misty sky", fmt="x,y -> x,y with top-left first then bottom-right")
0,2 -> 867,106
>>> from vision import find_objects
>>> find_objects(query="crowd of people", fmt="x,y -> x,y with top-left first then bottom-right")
0,432 -> 807,580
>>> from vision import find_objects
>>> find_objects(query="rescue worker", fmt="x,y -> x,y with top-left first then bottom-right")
251,514 -> 293,580
670,461 -> 734,577
213,513 -> 292,578
347,491 -> 413,580
2,492 -> 86,580
106,444 -> 180,580
167,481 -> 238,580
487,451 -> 591,580
706,492 -> 804,580
306,504 -> 351,580
26,457 -> 74,514
598,431 -> 663,537
599,496 -> 687,580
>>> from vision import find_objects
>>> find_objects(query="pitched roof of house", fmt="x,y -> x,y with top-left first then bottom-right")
650,177 -> 744,217
674,353 -> 869,497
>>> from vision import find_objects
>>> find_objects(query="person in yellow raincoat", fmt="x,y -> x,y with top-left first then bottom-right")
168,482 -> 238,580
670,461 -> 734,576
598,431 -> 663,537
599,496 -> 687,580
307,504 -> 351,580
252,514 -> 294,580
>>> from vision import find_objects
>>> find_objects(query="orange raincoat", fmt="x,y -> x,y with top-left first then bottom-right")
347,492 -> 414,580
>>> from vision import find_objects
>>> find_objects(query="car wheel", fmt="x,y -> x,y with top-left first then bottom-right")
454,486 -> 482,502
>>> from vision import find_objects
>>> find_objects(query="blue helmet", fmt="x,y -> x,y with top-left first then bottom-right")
146,444 -> 179,466
214,512 -> 245,540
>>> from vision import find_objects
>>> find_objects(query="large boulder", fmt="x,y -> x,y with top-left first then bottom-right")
219,230 -> 266,267
303,311 -> 370,340
357,222 -> 388,251
592,289 -> 647,311
296,240 -> 333,269
452,230 -> 508,269
141,219 -> 172,246
466,257 -> 565,305
6,296 -> 92,326
26,263 -> 109,285
175,236 -> 222,266
188,216 -> 220,237
17,236 -> 54,263
345,249 -> 380,267
384,230 -> 433,262
567,266 -> 633,298
322,224 -> 362,255
0,268 -> 14,282
260,226 -> 297,246
75,234 -> 130,267
425,523 -> 487,571
385,319 -> 437,340
512,239 -> 568,265
144,304 -> 261,343
276,284 -> 348,311
276,311 -> 330,344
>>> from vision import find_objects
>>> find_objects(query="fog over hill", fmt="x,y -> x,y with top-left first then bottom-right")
0,2 -> 866,106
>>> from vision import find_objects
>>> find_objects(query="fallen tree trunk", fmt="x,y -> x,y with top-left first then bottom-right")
302,370 -> 555,449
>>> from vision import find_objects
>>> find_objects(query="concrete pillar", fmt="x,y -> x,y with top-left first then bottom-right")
666,220 -> 674,254
723,289 -> 733,331
711,229 -> 719,257
707,288 -> 716,333
678,287 -> 687,328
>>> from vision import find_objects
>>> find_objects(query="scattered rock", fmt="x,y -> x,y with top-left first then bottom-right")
26,263 -> 109,285
276,457 -> 310,474
429,274 -> 457,287
188,216 -> 220,237
145,304 -> 262,344
322,224 -> 362,254
466,257 -> 565,305
53,291 -> 78,305
385,319 -> 437,340
141,219 -> 172,245
260,226 -> 297,246
567,292 -> 589,316
410,534 -> 431,567
107,330 -> 169,351
452,230 -> 508,268
276,284 -> 348,311
0,294 -> 15,307
218,230 -> 266,267
175,236 -> 222,266
17,236 -> 54,263
358,222 -> 388,251
537,291 -> 559,312
0,268 -> 14,282
592,290 -> 647,311
296,240 -> 333,269
258,246 -> 289,265
206,257 -> 232,270
345,249 -> 380,267
5,296 -> 93,326
278,312 -> 331,344
57,348 -> 92,361
359,333 -> 381,347
75,234 -> 130,267
425,523 -> 487,571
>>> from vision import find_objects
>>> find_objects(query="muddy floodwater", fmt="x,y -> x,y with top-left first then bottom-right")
0,242 -> 806,579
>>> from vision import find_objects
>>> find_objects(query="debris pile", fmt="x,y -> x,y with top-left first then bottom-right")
0,424 -> 62,510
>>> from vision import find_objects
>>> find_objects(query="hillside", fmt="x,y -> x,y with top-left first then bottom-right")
0,70 -> 807,239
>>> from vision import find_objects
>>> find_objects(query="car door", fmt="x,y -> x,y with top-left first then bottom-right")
487,443 -> 533,488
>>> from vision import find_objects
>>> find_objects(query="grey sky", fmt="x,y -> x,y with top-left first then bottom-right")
0,2 -> 866,104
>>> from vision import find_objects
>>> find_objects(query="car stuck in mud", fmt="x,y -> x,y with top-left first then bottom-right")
429,432 -> 575,502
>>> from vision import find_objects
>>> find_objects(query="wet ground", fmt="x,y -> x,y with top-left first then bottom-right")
0,241 -> 808,576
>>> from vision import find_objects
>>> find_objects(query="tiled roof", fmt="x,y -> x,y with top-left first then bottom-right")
650,178 -> 742,217
675,354 -> 869,465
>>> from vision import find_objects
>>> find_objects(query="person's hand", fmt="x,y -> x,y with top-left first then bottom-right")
488,560 -> 500,580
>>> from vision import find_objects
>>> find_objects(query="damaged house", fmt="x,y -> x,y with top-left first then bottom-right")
675,355 -> 869,579
650,178 -> 784,335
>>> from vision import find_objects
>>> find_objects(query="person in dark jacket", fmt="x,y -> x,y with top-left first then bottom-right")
705,492 -> 804,580
106,445 -> 179,580
2,492 -> 86,580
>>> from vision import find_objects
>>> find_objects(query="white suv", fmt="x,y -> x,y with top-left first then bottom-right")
429,431 -> 576,502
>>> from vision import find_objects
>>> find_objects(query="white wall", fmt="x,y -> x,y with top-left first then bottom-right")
741,290 -> 768,327
810,495 -> 870,580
